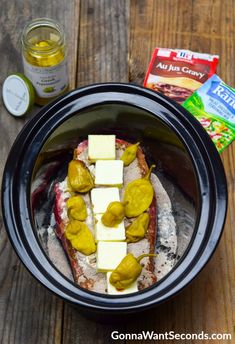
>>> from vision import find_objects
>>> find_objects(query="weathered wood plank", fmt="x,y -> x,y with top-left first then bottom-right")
0,0 -> 79,343
0,248 -> 63,344
129,0 -> 194,84
62,306 -> 125,344
127,0 -> 235,343
76,0 -> 129,86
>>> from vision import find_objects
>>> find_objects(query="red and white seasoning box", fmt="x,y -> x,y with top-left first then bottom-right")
144,48 -> 219,104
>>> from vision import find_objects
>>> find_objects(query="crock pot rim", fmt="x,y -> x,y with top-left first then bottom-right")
1,82 -> 227,312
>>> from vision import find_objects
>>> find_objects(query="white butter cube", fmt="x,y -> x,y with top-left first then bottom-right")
106,272 -> 138,295
95,160 -> 123,186
88,135 -> 116,161
95,214 -> 126,242
91,187 -> 120,214
96,241 -> 127,271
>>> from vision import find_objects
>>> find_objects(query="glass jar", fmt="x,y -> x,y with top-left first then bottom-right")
21,18 -> 69,106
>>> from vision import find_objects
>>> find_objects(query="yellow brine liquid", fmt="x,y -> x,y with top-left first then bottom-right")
21,18 -> 69,105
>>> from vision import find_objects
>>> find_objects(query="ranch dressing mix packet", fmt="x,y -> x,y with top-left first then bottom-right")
144,48 -> 219,104
182,75 -> 235,153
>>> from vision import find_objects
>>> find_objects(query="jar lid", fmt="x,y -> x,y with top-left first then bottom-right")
2,73 -> 35,117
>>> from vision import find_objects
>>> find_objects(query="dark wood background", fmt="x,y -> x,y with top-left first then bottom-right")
0,1 -> 234,343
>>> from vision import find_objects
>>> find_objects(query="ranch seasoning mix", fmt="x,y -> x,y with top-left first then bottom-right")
182,75 -> 235,153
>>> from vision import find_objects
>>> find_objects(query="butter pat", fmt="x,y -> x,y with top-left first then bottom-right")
88,135 -> 116,161
96,241 -> 127,271
95,160 -> 124,186
91,187 -> 120,214
95,214 -> 126,242
106,272 -> 138,295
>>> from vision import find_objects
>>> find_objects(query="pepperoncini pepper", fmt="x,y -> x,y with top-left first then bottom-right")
109,253 -> 157,290
65,219 -> 96,255
68,160 -> 94,193
101,201 -> 125,227
120,142 -> 140,166
66,195 -> 87,221
124,165 -> 155,218
126,213 -> 150,243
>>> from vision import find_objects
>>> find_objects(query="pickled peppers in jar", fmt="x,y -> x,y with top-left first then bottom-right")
21,18 -> 69,105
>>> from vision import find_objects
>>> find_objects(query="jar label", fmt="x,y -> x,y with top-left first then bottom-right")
23,57 -> 69,98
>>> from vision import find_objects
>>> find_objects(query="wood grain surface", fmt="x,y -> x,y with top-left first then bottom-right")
0,1 -> 234,344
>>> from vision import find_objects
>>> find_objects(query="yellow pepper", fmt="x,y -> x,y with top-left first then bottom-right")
65,220 -> 96,255
120,142 -> 140,166
109,253 -> 157,290
66,195 -> 87,221
101,201 -> 125,227
126,213 -> 149,243
68,160 -> 94,193
124,165 -> 155,218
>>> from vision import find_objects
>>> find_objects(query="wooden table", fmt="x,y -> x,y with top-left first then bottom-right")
0,1 -> 234,343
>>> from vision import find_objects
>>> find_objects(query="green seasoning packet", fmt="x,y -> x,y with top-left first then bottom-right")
182,74 -> 235,153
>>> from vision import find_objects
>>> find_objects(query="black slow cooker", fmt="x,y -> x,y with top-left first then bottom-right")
1,83 -> 227,315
